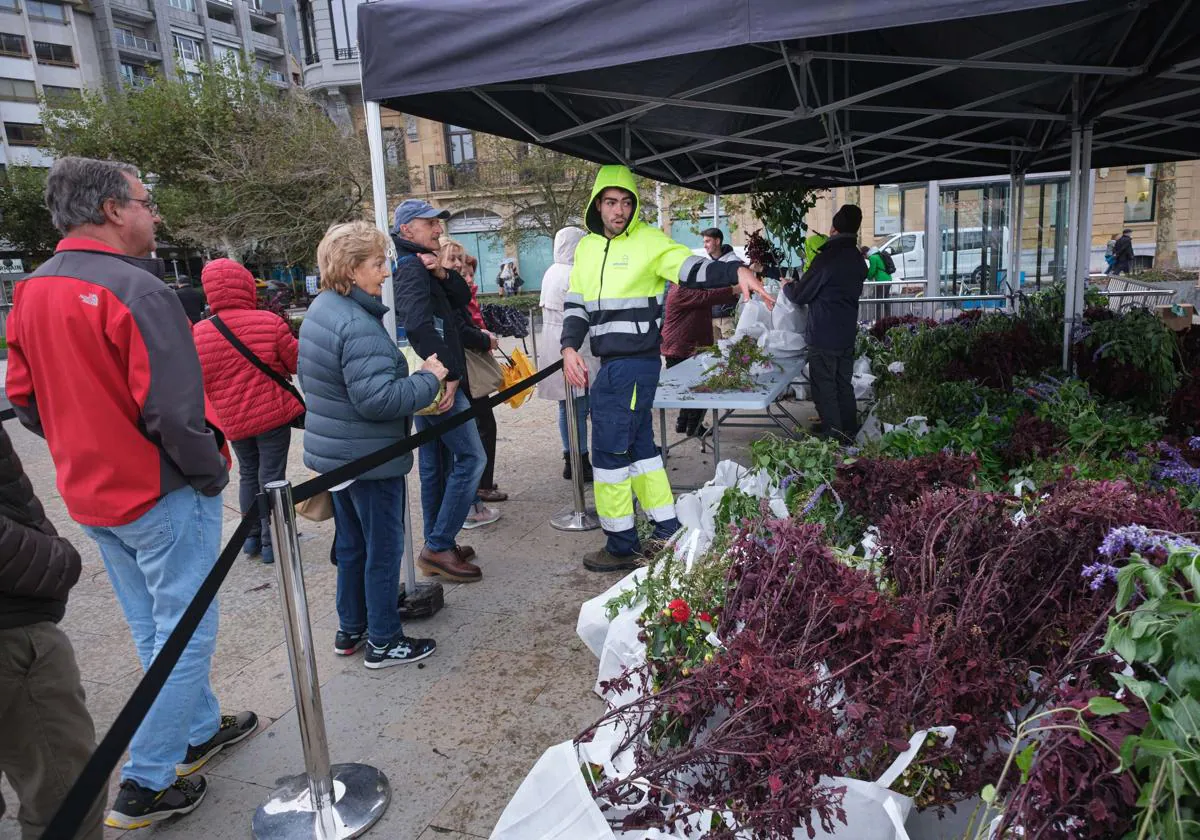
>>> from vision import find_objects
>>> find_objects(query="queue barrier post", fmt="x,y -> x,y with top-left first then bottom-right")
550,374 -> 600,532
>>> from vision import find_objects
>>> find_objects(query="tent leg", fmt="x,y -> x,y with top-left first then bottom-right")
924,181 -> 940,298
1007,171 -> 1025,298
1061,125 -> 1082,371
364,99 -> 396,342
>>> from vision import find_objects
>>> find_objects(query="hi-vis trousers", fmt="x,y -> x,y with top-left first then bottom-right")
590,356 -> 680,557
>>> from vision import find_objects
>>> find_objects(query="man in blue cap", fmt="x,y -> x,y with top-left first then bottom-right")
392,199 -> 488,583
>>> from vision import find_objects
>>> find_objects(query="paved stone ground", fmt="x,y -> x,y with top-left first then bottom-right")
0,347 -> 812,840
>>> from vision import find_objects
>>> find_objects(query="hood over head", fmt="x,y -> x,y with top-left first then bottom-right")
201,258 -> 256,312
552,226 -> 587,265
585,165 -> 640,237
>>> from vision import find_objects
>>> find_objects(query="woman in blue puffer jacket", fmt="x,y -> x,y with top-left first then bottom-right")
298,221 -> 447,670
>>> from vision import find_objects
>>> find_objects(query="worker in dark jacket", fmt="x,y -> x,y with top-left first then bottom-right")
784,204 -> 868,441
0,424 -> 105,839
392,199 -> 486,583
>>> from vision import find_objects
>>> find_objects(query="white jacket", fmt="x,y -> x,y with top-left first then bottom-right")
538,226 -> 599,402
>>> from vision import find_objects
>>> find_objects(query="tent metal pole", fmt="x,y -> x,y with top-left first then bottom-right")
713,192 -> 720,227
1061,124 -> 1082,371
364,99 -> 395,342
1008,171 -> 1026,296
1075,125 -> 1095,286
925,182 -> 940,299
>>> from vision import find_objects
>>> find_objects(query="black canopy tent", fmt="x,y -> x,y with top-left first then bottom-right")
358,0 -> 1200,194
357,0 -> 1200,366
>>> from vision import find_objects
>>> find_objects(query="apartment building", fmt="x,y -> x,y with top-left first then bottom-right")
1,0 -> 103,168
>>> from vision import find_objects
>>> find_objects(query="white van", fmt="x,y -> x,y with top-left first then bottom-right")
876,227 -> 1011,290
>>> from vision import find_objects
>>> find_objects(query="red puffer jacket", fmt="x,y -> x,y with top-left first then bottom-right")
193,259 -> 302,441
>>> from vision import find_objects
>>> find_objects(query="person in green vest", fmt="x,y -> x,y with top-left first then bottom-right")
861,245 -> 892,284
804,231 -> 828,271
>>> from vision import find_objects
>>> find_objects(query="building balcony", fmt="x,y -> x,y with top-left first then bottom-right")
251,30 -> 282,54
303,48 -> 319,64
262,68 -> 286,85
207,17 -> 238,38
166,5 -> 202,27
426,160 -> 582,193
114,29 -> 159,54
333,46 -> 356,61
110,0 -> 155,20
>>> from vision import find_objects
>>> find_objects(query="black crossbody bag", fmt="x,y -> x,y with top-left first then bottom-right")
210,315 -> 305,429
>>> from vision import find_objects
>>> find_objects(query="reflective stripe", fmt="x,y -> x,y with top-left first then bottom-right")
563,309 -> 589,322
565,292 -> 585,305
644,503 -> 677,522
630,466 -> 676,512
593,466 -> 630,485
628,456 -> 665,477
580,295 -> 663,312
592,320 -> 653,337
600,514 -> 636,532
630,383 -> 637,411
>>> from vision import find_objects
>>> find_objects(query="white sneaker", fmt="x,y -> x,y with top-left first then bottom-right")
461,503 -> 501,529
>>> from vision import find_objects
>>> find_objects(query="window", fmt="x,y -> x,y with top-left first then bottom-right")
42,84 -> 79,104
5,122 -> 44,146
168,0 -> 196,11
326,0 -> 356,54
26,0 -> 66,21
405,115 -> 418,142
0,32 -> 27,56
212,43 -> 239,63
0,0 -> 19,14
34,41 -> 74,65
119,62 -> 152,87
446,124 -> 475,166
874,186 -> 902,235
0,77 -> 37,101
173,34 -> 202,63
1124,165 -> 1156,223
887,234 -> 917,255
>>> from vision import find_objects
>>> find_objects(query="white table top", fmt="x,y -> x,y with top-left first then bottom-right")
653,353 -> 807,410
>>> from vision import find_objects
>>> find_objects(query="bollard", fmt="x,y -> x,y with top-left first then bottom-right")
397,472 -> 443,619
254,481 -> 390,840
550,375 -> 600,531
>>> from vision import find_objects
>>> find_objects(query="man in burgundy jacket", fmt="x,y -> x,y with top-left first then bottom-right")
5,157 -> 257,829
661,271 -> 739,438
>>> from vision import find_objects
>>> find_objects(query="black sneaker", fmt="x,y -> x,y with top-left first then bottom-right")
105,776 -> 208,829
364,635 -> 436,669
176,711 -> 258,776
334,629 -> 368,656
583,548 -> 642,573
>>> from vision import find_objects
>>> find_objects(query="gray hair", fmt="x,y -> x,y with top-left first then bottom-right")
44,156 -> 140,234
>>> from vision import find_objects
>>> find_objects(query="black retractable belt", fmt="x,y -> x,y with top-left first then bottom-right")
37,360 -> 562,840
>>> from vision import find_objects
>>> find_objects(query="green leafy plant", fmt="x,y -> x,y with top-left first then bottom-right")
749,184 -> 828,259
694,336 -> 774,393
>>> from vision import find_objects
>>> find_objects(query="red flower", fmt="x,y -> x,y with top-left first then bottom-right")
699,612 -> 712,623
667,598 -> 691,623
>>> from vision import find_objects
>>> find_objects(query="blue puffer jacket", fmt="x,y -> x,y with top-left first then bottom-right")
298,286 -> 440,480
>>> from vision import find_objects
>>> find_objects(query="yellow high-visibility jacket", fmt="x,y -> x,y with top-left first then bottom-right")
561,165 -> 741,360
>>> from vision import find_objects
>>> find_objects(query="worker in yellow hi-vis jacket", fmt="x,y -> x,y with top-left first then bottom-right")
560,165 -> 774,572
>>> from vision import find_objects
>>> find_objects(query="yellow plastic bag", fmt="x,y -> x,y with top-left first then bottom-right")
400,345 -> 446,416
500,347 -> 536,409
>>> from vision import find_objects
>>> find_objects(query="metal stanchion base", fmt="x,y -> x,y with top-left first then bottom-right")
397,581 -> 444,619
253,763 -> 389,840
550,508 -> 601,531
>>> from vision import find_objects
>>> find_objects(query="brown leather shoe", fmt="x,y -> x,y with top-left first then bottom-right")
477,487 -> 508,502
454,544 -> 476,562
418,546 -> 482,583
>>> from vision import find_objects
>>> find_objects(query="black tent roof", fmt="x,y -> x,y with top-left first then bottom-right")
359,0 -> 1200,193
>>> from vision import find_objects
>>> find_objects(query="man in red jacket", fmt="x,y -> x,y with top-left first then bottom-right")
4,157 -> 257,829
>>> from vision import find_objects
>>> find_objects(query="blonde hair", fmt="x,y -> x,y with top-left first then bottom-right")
439,238 -> 466,269
317,221 -> 390,295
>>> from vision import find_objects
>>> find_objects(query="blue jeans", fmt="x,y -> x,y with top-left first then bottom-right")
331,479 -> 405,646
230,423 -> 291,553
557,395 -> 590,454
81,486 -> 223,791
413,387 -> 486,552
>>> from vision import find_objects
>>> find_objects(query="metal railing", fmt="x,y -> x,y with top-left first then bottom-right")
334,46 -> 357,60
304,48 -> 319,64
114,29 -> 158,52
858,293 -> 1010,324
262,69 -> 286,83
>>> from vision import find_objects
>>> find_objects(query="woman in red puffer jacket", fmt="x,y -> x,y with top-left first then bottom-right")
193,259 -> 302,563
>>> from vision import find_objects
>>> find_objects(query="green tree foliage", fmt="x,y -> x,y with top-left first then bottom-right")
40,61 -> 369,264
0,164 -> 59,263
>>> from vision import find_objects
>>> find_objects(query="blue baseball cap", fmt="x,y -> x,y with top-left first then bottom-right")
392,199 -> 450,233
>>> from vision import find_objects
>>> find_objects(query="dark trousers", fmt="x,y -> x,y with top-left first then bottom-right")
331,478 -> 406,646
231,424 -> 292,551
665,357 -> 704,431
808,347 -> 858,441
470,396 -> 498,490
0,622 -> 104,840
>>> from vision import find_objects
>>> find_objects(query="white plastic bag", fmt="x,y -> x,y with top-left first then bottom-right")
759,329 -> 807,357
882,416 -> 930,436
490,741 -> 615,840
853,372 -> 877,401
734,298 -> 772,340
772,292 -> 807,334
578,568 -> 646,659
854,356 -> 872,376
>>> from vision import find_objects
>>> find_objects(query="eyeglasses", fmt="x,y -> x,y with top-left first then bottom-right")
127,197 -> 159,215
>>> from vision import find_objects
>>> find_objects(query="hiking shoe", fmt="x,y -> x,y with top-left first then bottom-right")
364,635 -> 436,669
334,629 -> 368,656
242,536 -> 261,558
461,503 -> 500,529
105,776 -> 208,829
583,548 -> 642,573
176,711 -> 258,776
